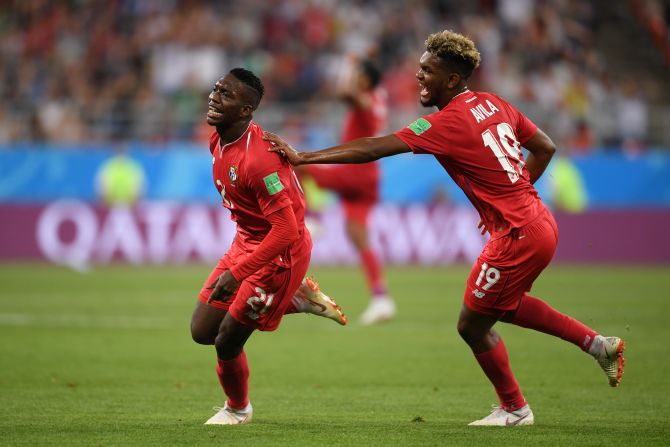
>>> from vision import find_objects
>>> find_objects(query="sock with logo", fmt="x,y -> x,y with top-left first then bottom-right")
360,248 -> 386,297
511,294 -> 598,352
216,352 -> 250,409
474,337 -> 527,411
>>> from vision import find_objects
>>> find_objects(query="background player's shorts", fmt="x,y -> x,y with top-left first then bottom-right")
198,238 -> 311,331
464,208 -> 558,317
306,164 -> 378,224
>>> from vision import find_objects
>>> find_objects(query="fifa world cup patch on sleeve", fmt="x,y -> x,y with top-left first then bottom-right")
263,172 -> 284,195
408,117 -> 431,135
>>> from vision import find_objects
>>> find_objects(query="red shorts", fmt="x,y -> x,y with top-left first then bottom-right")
464,208 -> 558,317
307,164 -> 378,224
198,236 -> 312,331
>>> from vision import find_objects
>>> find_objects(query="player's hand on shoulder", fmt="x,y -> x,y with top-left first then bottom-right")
206,270 -> 240,303
263,132 -> 302,166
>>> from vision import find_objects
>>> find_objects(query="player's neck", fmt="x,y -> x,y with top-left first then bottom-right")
438,85 -> 469,110
217,119 -> 252,145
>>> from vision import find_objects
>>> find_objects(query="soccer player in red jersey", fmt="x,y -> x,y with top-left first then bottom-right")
264,31 -> 625,426
304,59 -> 395,325
190,68 -> 347,425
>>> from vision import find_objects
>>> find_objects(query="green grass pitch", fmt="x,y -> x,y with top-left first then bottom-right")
1,263 -> 669,446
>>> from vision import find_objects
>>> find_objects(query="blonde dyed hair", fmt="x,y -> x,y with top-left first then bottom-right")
425,30 -> 481,78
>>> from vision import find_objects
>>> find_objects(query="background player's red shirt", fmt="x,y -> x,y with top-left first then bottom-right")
210,123 -> 308,265
394,90 -> 544,237
342,88 -> 388,142
338,88 -> 388,183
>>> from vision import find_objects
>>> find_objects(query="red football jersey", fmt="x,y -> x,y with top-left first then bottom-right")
342,88 -> 388,142
394,90 -> 545,236
339,88 -> 388,182
210,123 -> 308,264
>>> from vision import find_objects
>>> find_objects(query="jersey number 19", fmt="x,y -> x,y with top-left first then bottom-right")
481,122 -> 525,183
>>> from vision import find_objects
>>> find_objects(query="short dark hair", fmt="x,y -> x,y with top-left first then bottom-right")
425,30 -> 481,80
359,60 -> 382,88
229,67 -> 264,109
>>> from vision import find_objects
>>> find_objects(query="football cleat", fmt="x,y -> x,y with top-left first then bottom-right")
591,335 -> 626,387
204,402 -> 253,425
359,296 -> 396,326
293,277 -> 348,326
468,404 -> 534,426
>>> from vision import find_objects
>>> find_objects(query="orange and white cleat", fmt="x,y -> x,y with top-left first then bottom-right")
591,335 -> 626,387
292,277 -> 348,326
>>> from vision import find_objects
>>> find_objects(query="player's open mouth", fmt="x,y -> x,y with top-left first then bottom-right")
207,107 -> 223,118
419,85 -> 429,98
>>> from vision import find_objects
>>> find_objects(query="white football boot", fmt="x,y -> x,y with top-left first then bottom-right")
359,296 -> 396,326
469,404 -> 534,426
589,335 -> 626,387
204,402 -> 253,425
292,277 -> 348,326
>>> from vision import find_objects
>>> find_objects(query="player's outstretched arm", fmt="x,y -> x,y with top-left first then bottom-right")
523,128 -> 556,184
264,132 -> 410,166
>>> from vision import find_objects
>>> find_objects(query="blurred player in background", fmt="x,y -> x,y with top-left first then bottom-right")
264,31 -> 625,427
95,147 -> 146,207
304,58 -> 396,325
190,68 -> 347,425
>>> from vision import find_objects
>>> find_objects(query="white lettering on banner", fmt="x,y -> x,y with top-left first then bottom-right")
36,200 -> 97,269
35,201 -> 486,266
95,207 -> 144,264
309,207 -> 357,263
140,202 -> 177,263
436,207 -> 488,262
371,206 -> 413,264
172,205 -> 226,262
403,205 -> 448,264
306,204 -> 486,265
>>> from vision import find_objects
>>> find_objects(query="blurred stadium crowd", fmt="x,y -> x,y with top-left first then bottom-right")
1,0 -> 668,149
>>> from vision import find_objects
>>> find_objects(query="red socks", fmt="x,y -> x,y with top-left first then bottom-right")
360,248 -> 386,296
216,352 -> 250,409
512,295 -> 598,351
474,337 -> 527,411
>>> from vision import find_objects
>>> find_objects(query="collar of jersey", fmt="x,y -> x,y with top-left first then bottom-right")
452,89 -> 472,101
219,121 -> 253,156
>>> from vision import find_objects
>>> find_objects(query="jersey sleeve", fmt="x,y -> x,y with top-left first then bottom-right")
245,150 -> 294,217
393,112 -> 450,155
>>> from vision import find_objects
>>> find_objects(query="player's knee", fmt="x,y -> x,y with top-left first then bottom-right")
191,323 -> 215,345
456,319 -> 469,339
456,319 -> 478,344
214,334 -> 243,360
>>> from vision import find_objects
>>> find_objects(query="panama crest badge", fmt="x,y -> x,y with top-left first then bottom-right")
228,165 -> 238,183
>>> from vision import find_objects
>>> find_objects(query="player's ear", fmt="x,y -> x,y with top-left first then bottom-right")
446,72 -> 462,89
240,104 -> 253,118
